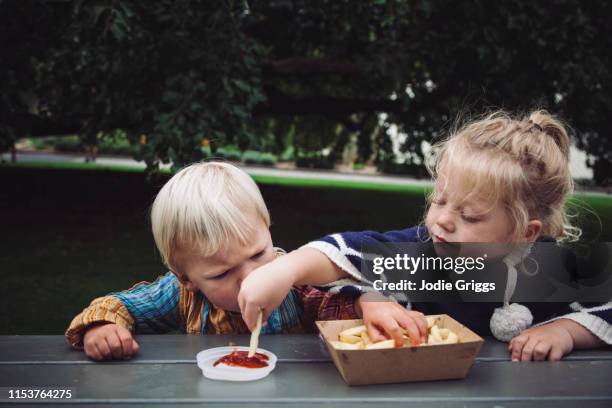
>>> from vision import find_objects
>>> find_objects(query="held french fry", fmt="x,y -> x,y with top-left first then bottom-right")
248,310 -> 263,358
361,330 -> 372,345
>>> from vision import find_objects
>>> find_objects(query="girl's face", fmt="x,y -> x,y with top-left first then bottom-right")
425,186 -> 515,244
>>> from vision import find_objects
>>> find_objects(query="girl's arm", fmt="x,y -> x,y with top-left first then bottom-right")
239,227 -> 425,330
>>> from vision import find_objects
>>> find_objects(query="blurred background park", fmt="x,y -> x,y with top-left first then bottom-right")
1,0 -> 611,334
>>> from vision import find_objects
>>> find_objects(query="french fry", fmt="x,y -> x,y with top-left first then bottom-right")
442,331 -> 459,344
365,339 -> 395,349
248,310 -> 263,358
430,325 -> 443,343
330,340 -> 362,350
361,330 -> 372,345
339,333 -> 362,344
340,325 -> 367,337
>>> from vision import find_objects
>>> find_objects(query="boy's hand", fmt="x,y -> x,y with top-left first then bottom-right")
357,292 -> 428,347
508,320 -> 575,361
238,265 -> 296,331
83,323 -> 140,361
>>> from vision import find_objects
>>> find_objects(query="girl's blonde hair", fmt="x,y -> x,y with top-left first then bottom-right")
427,110 -> 580,242
150,161 -> 271,270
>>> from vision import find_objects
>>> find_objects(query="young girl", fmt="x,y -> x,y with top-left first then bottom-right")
238,110 -> 611,361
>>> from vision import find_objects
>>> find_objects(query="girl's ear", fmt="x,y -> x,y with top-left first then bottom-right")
524,220 -> 543,242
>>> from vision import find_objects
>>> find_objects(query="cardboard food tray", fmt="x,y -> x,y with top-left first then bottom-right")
316,314 -> 483,385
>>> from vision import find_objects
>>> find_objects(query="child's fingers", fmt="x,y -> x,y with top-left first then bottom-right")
89,343 -> 104,361
409,311 -> 428,341
365,322 -> 387,343
396,314 -> 421,345
96,338 -> 112,360
548,346 -> 564,361
105,335 -> 123,360
84,341 -> 101,361
510,334 -> 528,361
132,338 -> 140,354
114,327 -> 133,358
532,340 -> 552,361
520,337 -> 540,361
381,320 -> 404,347
242,303 -> 261,332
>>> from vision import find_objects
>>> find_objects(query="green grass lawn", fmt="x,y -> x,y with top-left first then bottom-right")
1,165 -> 611,334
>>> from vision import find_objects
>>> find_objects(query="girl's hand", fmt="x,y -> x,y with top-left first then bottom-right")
238,248 -> 349,331
508,320 -> 575,361
357,292 -> 428,347
238,264 -> 296,331
83,323 -> 140,361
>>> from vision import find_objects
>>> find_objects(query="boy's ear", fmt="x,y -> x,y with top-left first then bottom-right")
171,270 -> 198,292
524,220 -> 543,242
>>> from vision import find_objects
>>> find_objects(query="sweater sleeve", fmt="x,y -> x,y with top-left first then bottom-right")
301,226 -> 426,300
536,301 -> 612,345
65,272 -> 183,348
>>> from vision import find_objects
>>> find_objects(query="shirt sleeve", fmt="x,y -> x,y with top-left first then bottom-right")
292,285 -> 360,332
535,301 -> 612,345
65,272 -> 183,348
301,226 -> 426,300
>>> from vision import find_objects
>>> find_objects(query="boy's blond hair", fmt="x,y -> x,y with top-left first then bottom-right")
150,161 -> 271,270
427,110 -> 580,242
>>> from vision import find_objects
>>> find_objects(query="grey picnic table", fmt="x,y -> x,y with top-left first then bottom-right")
0,335 -> 611,407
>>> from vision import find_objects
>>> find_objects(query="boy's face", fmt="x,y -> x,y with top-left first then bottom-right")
171,211 -> 276,312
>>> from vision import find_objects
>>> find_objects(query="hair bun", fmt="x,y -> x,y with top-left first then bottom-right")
528,110 -> 570,158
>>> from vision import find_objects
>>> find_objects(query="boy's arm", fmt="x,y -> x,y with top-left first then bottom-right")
65,272 -> 183,348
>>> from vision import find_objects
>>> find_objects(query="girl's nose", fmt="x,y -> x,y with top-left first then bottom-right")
435,208 -> 456,233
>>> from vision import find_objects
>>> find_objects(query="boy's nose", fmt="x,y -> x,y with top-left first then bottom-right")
237,263 -> 257,282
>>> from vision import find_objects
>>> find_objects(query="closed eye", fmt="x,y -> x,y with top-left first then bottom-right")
211,270 -> 230,280
251,250 -> 265,259
461,213 -> 482,223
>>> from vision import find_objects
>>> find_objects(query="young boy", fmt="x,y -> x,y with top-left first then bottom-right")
65,162 -> 359,361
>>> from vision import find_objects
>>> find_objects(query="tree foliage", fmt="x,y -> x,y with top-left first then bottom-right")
1,0 -> 611,181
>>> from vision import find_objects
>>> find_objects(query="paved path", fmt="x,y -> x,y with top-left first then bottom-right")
3,150 -> 609,196
2,151 -> 433,187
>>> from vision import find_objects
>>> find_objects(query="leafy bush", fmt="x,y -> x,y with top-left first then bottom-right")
54,136 -> 82,152
378,161 -> 429,178
30,137 -> 56,150
99,135 -> 137,156
215,145 -> 241,161
295,152 -> 334,169
279,145 -> 294,162
259,153 -> 277,166
241,150 -> 262,164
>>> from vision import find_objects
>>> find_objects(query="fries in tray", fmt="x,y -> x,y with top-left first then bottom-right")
330,317 -> 460,350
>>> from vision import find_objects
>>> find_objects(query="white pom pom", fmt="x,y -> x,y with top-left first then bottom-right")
490,303 -> 533,342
